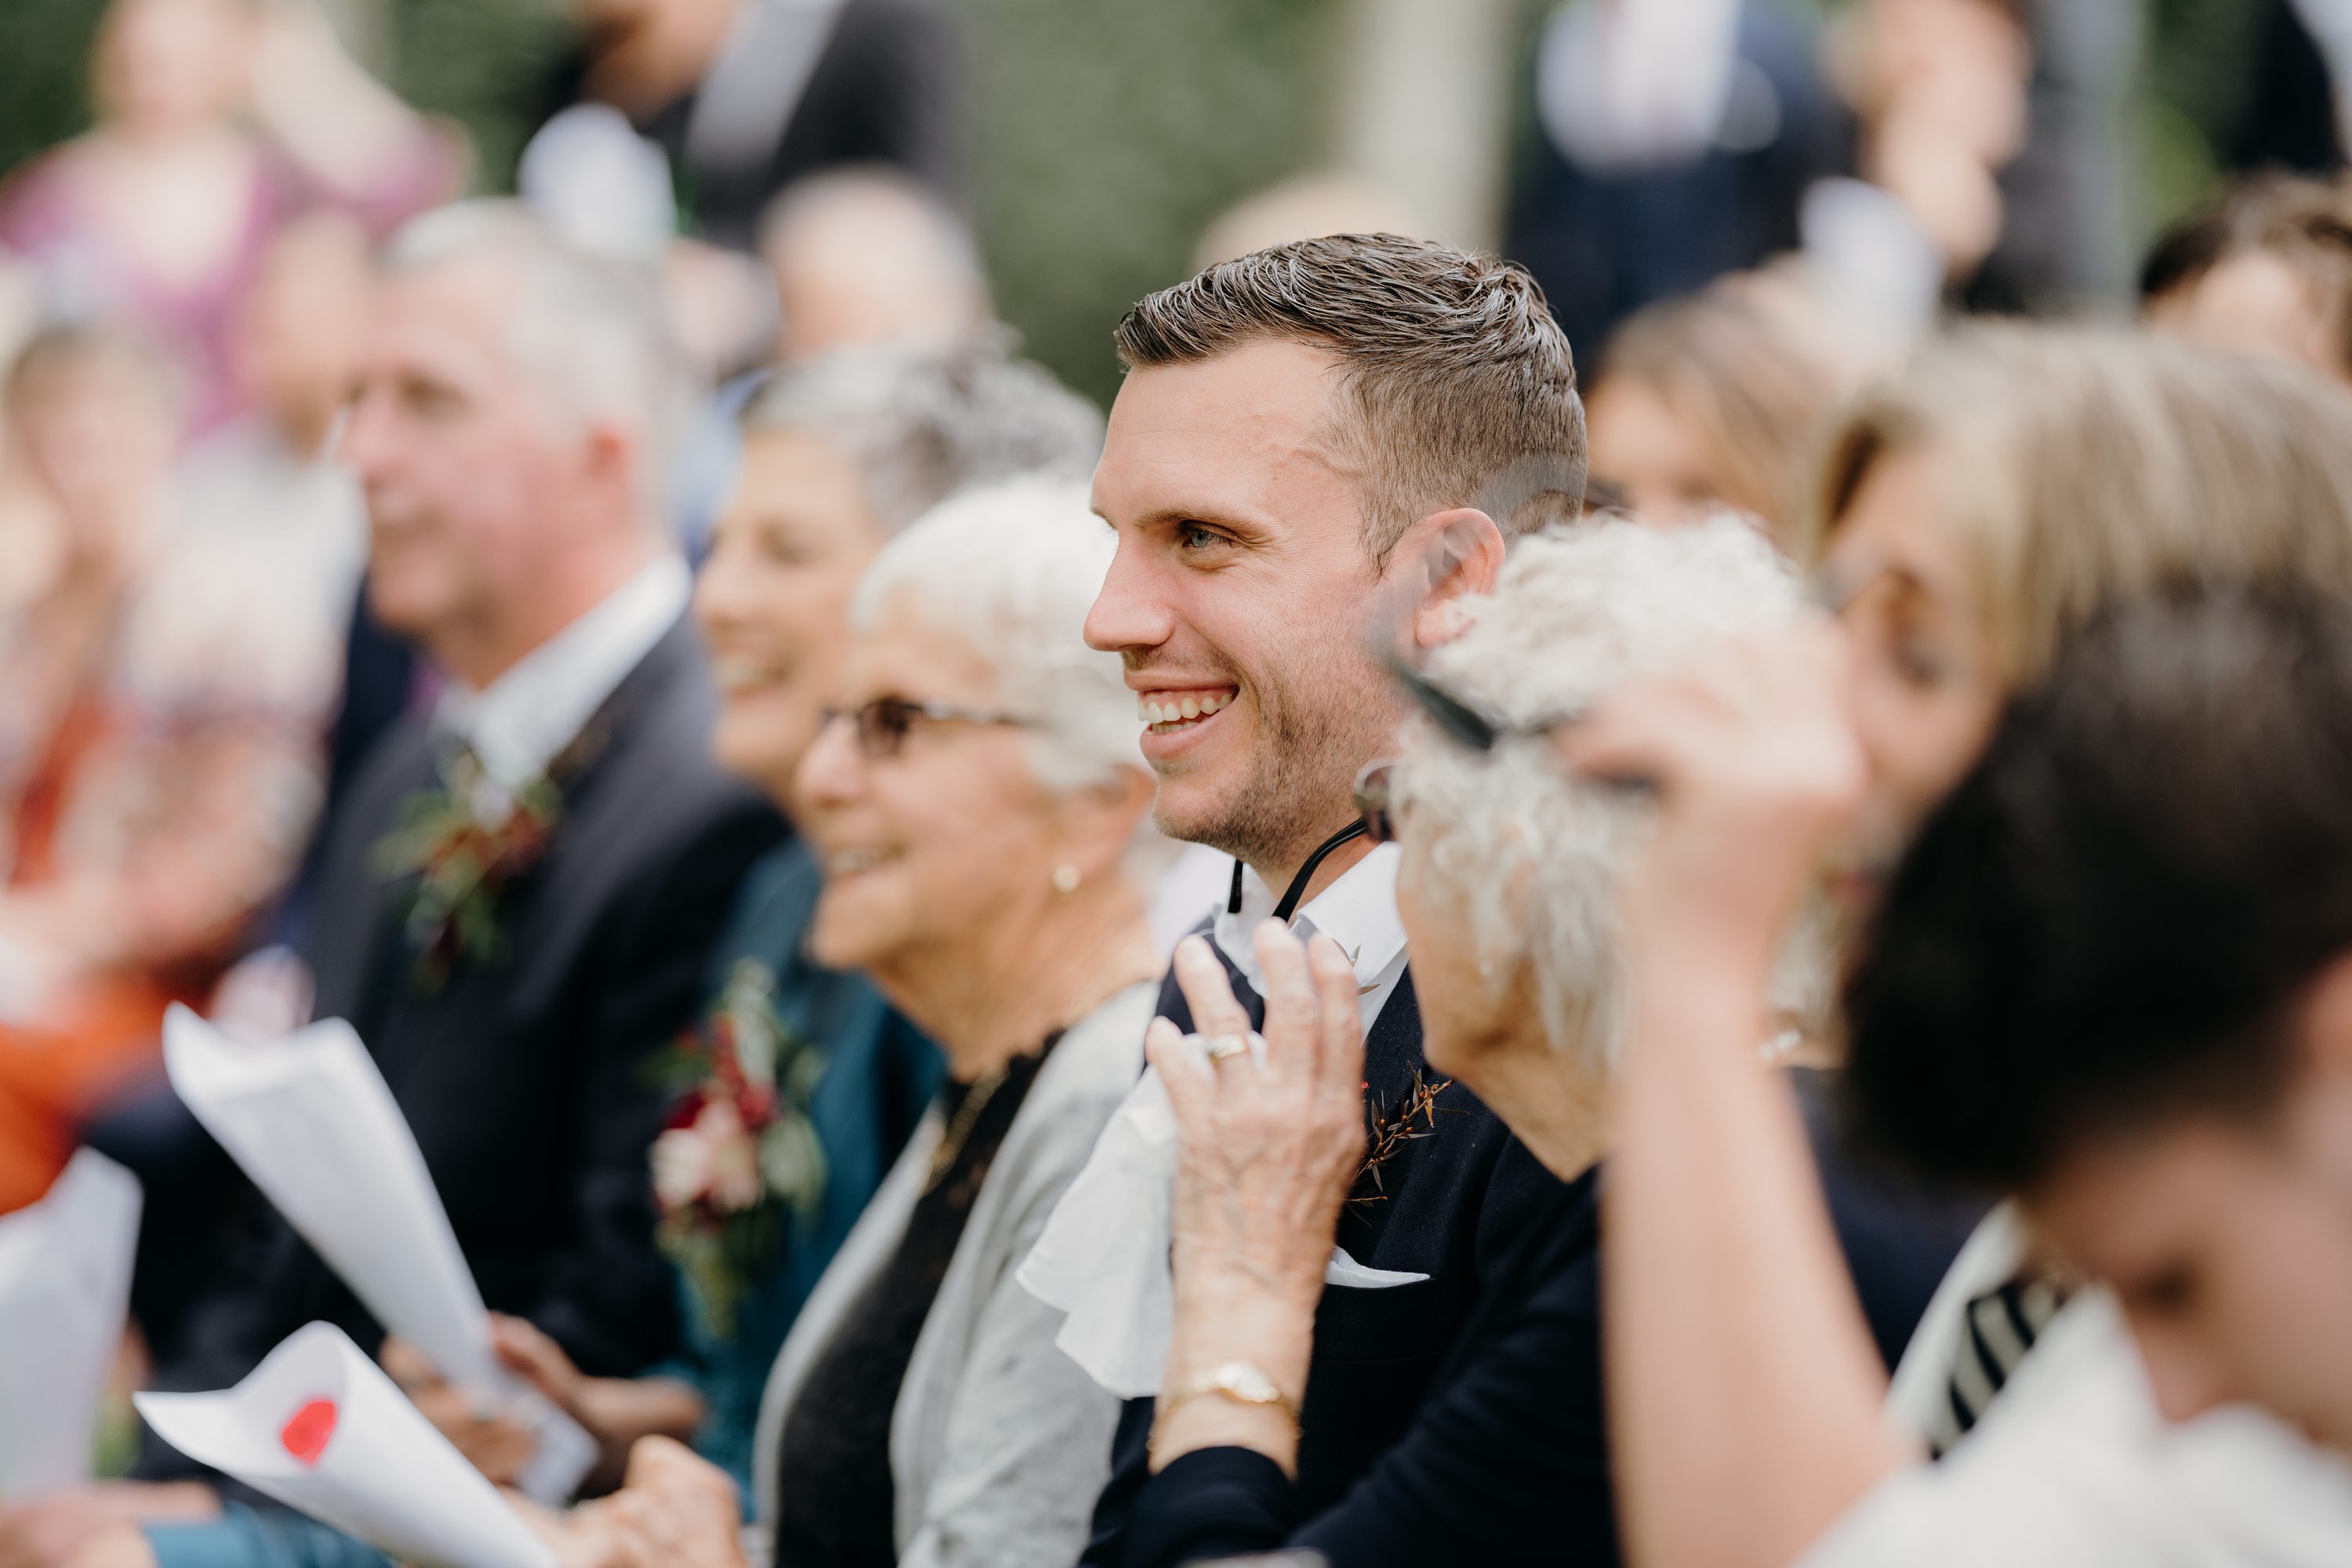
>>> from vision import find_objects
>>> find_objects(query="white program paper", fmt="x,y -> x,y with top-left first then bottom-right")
136,1322 -> 555,1568
162,1005 -> 596,1501
0,1149 -> 141,1497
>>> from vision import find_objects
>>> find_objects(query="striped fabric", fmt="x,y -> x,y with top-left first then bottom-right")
1927,1273 -> 2070,1459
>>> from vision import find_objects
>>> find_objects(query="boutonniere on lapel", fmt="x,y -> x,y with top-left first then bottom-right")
373,723 -> 606,991
1349,1068 -> 1459,1210
649,957 -> 829,1338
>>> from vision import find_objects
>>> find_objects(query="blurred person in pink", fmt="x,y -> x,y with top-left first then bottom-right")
0,322 -> 337,1214
0,0 -> 456,434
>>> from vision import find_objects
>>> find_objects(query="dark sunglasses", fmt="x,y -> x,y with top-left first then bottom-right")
821,697 -> 1033,760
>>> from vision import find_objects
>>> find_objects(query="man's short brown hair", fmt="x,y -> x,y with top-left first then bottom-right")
1113,233 -> 1587,561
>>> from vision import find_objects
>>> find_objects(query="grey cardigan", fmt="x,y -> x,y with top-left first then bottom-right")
751,982 -> 1152,1567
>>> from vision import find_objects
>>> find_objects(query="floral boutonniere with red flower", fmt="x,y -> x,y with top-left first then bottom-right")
650,957 -> 829,1338
373,749 -> 566,992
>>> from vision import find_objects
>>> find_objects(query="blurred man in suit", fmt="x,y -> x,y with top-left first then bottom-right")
0,201 -> 782,1568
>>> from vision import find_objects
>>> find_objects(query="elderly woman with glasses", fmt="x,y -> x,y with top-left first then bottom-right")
1092,519 -> 1817,1567
560,476 -> 1168,1568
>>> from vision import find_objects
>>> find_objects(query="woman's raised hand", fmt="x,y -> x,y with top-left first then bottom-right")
1146,924 -> 1367,1310
1558,618 -> 1864,984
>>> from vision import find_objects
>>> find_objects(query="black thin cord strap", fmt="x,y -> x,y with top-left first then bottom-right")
1272,821 -> 1369,924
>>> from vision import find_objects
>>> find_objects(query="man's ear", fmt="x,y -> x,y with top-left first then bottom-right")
1392,508 -> 1505,651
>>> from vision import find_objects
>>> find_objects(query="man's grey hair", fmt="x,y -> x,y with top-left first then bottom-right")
1399,519 -> 1821,1069
851,477 -> 1143,800
382,200 -> 692,518
741,338 -> 1103,534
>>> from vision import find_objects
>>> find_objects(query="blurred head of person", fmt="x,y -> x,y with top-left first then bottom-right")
1585,277 -> 1852,543
1844,579 -> 2352,1453
3,324 -> 181,576
758,169 -> 992,366
1377,520 -> 1817,1161
341,200 -> 691,688
1832,0 -> 2031,281
2141,172 -> 2352,385
1788,325 -> 2352,910
1190,174 -> 1428,271
1086,234 -> 1586,880
794,479 -> 1160,1051
229,210 -> 373,455
92,0 -> 252,145
695,340 -> 1102,811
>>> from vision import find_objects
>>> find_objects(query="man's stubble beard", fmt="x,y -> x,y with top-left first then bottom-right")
1152,657 -> 1398,877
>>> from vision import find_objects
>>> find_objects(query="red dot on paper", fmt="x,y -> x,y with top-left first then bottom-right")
280,1398 -> 337,1465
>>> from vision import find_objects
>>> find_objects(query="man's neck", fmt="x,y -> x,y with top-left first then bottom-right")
437,543 -> 660,691
1247,823 -> 1377,917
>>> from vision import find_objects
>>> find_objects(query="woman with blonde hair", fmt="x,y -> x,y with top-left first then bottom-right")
1584,276 -> 1856,544
1575,324 -> 2352,1568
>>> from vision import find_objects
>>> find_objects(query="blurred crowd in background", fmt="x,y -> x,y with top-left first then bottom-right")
3,0 -> 2352,1534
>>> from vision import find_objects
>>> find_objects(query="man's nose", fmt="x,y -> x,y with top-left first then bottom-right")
2137,1320 -> 2241,1426
1083,539 -> 1174,655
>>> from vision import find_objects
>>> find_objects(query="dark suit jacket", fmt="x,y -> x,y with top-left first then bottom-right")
536,0 -> 966,252
1082,960 -> 1613,1567
136,615 -> 785,1475
1084,946 -> 1974,1566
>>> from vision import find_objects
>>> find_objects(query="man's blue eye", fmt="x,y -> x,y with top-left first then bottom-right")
1178,523 -> 1218,550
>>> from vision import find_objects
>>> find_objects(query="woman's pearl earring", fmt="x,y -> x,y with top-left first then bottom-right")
1052,864 -> 1082,895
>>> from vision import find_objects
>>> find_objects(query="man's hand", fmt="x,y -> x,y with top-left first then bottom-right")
0,1486 -> 216,1568
379,1336 -> 537,1486
575,1438 -> 747,1568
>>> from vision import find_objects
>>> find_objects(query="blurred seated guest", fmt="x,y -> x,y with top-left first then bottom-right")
551,478 -> 1167,1566
1824,0 -> 2136,318
529,0 -> 965,256
0,0 -> 456,433
1574,327 -> 2352,1568
173,212 -> 376,638
1505,0 -> 1851,365
0,201 -> 785,1568
1584,274 -> 1855,543
1843,579 -> 2352,1462
1189,174 -> 1428,270
2142,172 -> 2352,385
0,323 -> 336,1214
387,339 -> 1105,1496
1089,520 -> 1806,1568
760,169 -> 990,367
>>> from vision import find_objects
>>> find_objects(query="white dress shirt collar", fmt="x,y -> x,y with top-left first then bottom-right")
436,554 -> 691,790
1211,841 -> 1410,1030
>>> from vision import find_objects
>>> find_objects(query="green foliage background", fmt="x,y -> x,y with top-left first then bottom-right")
0,0 -> 2307,405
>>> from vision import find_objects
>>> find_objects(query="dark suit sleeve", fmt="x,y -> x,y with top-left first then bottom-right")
521,789 -> 784,1376
1105,1224 -> 1613,1567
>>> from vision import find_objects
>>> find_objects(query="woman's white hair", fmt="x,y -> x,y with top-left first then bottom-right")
851,475 -> 1150,803
1400,517 -> 1817,1069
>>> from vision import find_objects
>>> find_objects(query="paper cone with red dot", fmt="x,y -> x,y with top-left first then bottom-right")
135,1322 -> 555,1568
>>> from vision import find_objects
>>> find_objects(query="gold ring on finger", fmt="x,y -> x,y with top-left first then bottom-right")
1204,1033 -> 1250,1065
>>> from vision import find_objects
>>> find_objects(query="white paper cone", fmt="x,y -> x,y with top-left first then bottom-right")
0,1149 -> 141,1497
162,1005 -> 595,1501
136,1323 -> 555,1568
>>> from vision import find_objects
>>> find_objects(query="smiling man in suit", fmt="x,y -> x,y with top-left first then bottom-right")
18,201 -> 785,1568
1074,234 -> 1595,1564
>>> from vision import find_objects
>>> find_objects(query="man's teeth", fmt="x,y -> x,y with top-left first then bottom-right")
713,656 -> 786,692
1136,691 -> 1235,726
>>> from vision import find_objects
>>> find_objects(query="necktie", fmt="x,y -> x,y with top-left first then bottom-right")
1927,1272 -> 2070,1458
